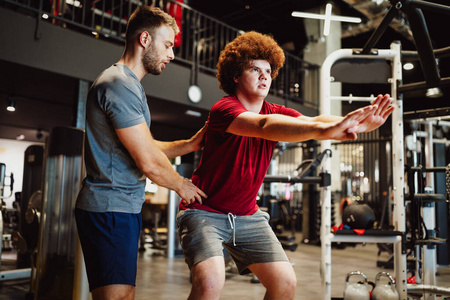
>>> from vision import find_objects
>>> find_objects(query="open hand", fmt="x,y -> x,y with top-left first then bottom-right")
353,94 -> 394,133
178,178 -> 207,205
326,105 -> 377,140
189,121 -> 208,152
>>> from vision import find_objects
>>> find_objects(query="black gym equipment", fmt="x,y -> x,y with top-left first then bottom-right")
362,0 -> 450,92
16,145 -> 45,269
1,163 -> 32,283
342,203 -> 376,230
343,0 -> 450,292
262,149 -> 332,251
0,163 -> 14,201
139,201 -> 168,254
1,163 -> 16,246
262,196 -> 298,252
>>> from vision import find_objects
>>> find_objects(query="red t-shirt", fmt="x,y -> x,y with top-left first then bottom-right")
179,95 -> 302,215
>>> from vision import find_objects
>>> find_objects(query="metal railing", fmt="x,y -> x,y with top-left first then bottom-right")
1,0 -> 319,109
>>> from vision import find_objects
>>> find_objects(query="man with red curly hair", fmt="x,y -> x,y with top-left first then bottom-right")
177,31 -> 393,299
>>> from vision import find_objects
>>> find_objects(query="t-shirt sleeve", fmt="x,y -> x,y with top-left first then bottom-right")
101,80 -> 146,129
208,97 -> 248,134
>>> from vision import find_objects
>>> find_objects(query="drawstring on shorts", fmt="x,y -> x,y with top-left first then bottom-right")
227,212 -> 237,246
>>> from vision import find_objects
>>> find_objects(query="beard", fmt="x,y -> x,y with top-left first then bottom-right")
142,45 -> 162,75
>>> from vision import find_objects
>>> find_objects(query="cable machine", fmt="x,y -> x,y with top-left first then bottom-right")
319,0 -> 450,299
402,114 -> 450,299
320,41 -> 405,300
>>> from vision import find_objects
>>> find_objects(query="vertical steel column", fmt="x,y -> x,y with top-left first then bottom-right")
390,41 -> 407,300
422,121 -> 437,300
167,188 -> 179,259
411,127 -> 422,285
320,47 -> 349,300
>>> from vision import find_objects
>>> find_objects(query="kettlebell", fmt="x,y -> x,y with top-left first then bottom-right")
372,272 -> 399,300
343,271 -> 370,300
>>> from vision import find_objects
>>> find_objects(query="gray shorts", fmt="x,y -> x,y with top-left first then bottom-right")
176,209 -> 289,275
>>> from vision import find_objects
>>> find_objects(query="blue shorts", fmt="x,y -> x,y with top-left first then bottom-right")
75,208 -> 142,291
176,209 -> 288,275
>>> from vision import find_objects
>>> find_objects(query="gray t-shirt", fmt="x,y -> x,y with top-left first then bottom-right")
76,63 -> 151,213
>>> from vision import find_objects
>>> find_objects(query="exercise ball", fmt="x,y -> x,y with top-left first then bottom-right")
342,203 -> 375,230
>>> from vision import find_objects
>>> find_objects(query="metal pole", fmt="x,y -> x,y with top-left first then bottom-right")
422,121 -> 437,300
390,41 -> 407,300
167,189 -> 179,259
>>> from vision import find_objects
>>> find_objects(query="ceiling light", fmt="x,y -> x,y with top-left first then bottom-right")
188,85 -> 202,103
7,99 -> 15,112
291,10 -> 361,23
16,134 -> 25,140
426,87 -> 443,98
403,62 -> 414,70
66,0 -> 82,7
185,110 -> 201,117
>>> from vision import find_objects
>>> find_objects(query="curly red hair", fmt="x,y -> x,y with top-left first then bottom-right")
216,31 -> 285,95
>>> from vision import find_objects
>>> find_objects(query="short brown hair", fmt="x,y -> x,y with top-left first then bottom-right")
125,6 -> 179,44
216,31 -> 285,95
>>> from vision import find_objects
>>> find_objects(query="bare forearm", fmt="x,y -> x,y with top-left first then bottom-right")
139,151 -> 206,203
155,139 -> 194,159
116,124 -> 183,192
116,123 -> 206,203
303,114 -> 343,123
145,164 -> 182,194
260,109 -> 374,141
259,115 -> 327,142
228,113 -> 327,142
131,142 -> 184,192
227,109 -> 373,142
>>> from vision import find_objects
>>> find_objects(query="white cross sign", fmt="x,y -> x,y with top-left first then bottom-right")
292,4 -> 362,36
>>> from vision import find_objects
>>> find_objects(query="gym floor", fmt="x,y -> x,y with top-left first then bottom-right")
1,234 -> 450,300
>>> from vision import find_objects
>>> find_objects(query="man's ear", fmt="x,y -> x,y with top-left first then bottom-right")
139,31 -> 151,48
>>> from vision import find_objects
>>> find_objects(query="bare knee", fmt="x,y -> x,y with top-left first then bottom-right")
189,257 -> 226,300
191,272 -> 224,296
255,263 -> 297,300
266,274 -> 297,299
284,274 -> 297,295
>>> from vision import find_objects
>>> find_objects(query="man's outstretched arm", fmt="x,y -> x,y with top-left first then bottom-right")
226,104 -> 377,142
